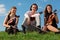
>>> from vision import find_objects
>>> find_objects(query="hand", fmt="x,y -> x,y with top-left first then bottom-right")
7,25 -> 11,29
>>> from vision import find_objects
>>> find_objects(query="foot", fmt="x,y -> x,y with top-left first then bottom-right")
36,26 -> 47,34
55,31 -> 60,34
22,25 -> 26,34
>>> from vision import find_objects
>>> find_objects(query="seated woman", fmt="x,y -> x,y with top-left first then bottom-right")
22,3 -> 43,34
3,6 -> 19,34
42,4 -> 60,33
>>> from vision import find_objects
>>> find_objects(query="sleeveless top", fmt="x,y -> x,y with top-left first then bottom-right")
7,15 -> 17,26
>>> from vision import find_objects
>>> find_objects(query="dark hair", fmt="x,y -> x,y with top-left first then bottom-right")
44,4 -> 52,18
44,4 -> 52,14
30,3 -> 38,11
44,4 -> 53,25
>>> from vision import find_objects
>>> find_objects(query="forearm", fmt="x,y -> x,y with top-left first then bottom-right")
55,15 -> 59,23
3,23 -> 10,28
44,17 -> 47,25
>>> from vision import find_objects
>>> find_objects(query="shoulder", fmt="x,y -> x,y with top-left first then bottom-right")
25,11 -> 31,14
35,12 -> 40,16
25,11 -> 31,15
35,12 -> 40,14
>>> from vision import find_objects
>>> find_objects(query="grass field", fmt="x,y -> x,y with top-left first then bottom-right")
0,31 -> 60,40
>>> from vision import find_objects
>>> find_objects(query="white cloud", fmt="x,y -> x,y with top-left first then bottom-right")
17,3 -> 22,6
38,6 -> 43,9
0,4 -> 6,16
0,7 -> 6,13
0,4 -> 5,7
43,0 -> 48,2
40,0 -> 48,2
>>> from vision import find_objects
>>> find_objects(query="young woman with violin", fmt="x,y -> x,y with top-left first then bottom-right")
42,4 -> 60,33
3,7 -> 19,34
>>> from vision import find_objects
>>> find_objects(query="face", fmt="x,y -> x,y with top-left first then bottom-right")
31,5 -> 37,11
10,8 -> 16,14
47,6 -> 52,13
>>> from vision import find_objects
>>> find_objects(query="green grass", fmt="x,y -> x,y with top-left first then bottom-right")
0,31 -> 60,40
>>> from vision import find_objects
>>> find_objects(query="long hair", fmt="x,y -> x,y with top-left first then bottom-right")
30,3 -> 38,11
8,6 -> 17,16
44,4 -> 52,17
44,4 -> 52,25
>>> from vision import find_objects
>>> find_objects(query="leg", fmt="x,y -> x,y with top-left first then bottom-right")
42,25 -> 48,31
31,14 -> 40,27
22,17 -> 30,34
47,25 -> 60,32
13,28 -> 17,34
6,27 -> 13,34
12,26 -> 18,34
35,14 -> 41,28
22,25 -> 26,34
32,14 -> 46,33
5,27 -> 8,32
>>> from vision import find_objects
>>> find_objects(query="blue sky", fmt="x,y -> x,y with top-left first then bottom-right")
0,0 -> 60,31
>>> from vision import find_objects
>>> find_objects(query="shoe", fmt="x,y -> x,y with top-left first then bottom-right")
22,25 -> 26,34
55,31 -> 60,34
39,31 -> 47,34
36,25 -> 47,34
37,25 -> 41,28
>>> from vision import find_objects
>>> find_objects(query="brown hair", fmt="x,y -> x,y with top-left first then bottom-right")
8,6 -> 17,16
44,4 -> 52,16
11,6 -> 17,9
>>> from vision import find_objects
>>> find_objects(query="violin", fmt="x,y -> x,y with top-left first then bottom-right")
46,13 -> 55,25
46,10 -> 57,25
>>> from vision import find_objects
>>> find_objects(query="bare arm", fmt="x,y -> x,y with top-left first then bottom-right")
3,15 -> 10,28
44,17 -> 47,25
55,14 -> 59,23
44,13 -> 47,25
